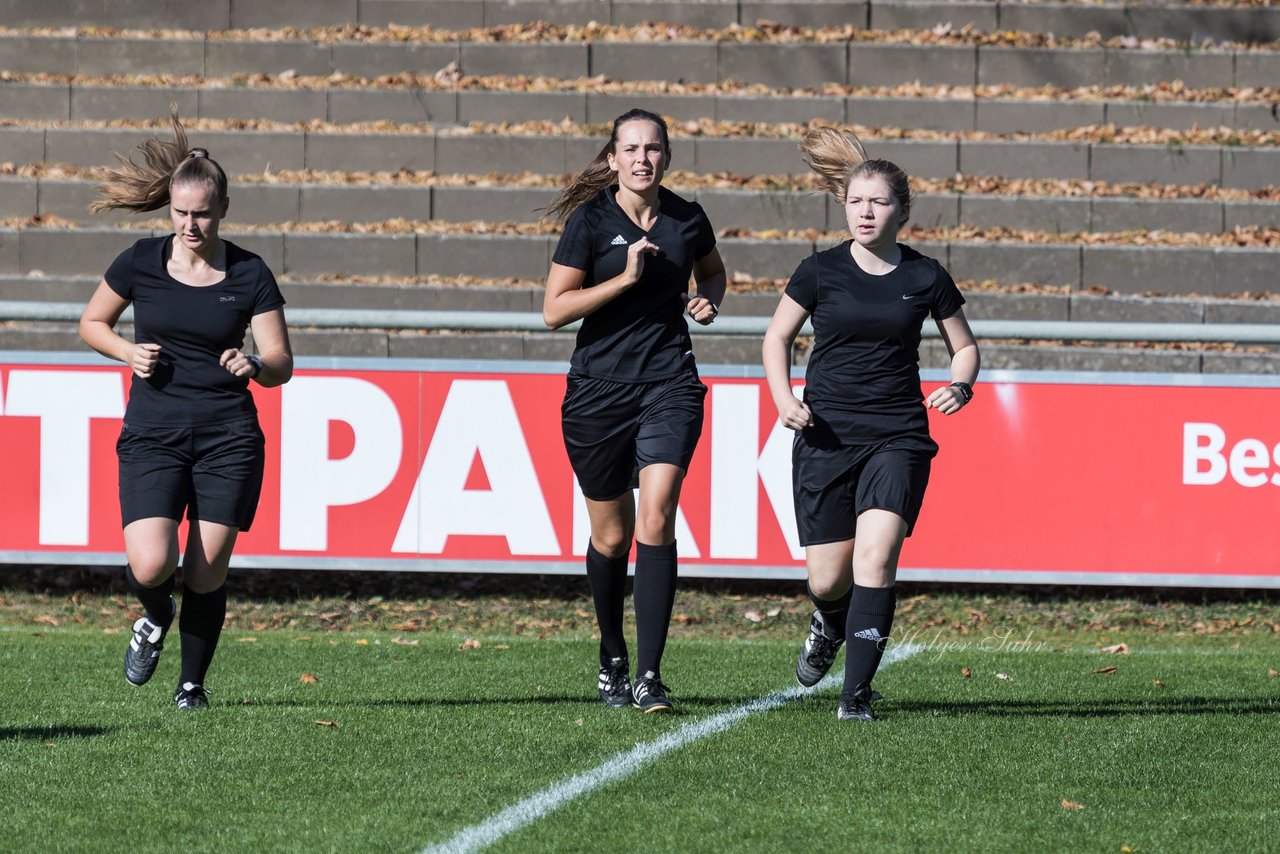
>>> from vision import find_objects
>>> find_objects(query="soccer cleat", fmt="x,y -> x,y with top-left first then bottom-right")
174,682 -> 210,710
632,675 -> 673,714
795,611 -> 844,688
836,685 -> 876,722
597,657 -> 633,708
123,598 -> 175,686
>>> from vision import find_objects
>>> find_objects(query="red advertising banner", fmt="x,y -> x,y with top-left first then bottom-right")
2,355 -> 1278,587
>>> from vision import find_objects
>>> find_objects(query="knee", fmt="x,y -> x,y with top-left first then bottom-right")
127,551 -> 176,586
591,529 -> 632,559
807,576 -> 848,600
635,507 -> 673,543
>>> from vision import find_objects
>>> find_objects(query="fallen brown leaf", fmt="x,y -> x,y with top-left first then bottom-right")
1099,643 -> 1130,654
961,667 -> 972,678
34,615 -> 59,626
314,720 -> 340,729
1094,666 -> 1118,675
1268,669 -> 1278,677
458,637 -> 481,650
1153,679 -> 1166,688
391,636 -> 419,646
300,673 -> 318,684
1061,799 -> 1085,811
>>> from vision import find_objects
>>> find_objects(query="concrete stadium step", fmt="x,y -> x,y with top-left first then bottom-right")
3,123 -> 1277,188
2,29 -> 1277,90
1,77 -> 1275,133
2,224 -> 1275,296
2,0 -> 1278,43
9,174 -> 1278,234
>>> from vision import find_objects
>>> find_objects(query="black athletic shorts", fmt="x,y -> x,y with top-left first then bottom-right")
792,433 -> 938,546
117,416 -> 266,531
561,370 -> 707,501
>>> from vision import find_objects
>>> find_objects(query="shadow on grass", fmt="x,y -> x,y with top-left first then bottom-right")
0,725 -> 114,741
890,696 -> 1280,718
235,694 -> 747,711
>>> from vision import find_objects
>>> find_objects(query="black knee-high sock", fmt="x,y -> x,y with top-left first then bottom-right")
808,583 -> 852,641
124,564 -> 175,627
585,541 -> 630,664
843,584 -> 896,695
178,585 -> 226,687
633,541 -> 678,681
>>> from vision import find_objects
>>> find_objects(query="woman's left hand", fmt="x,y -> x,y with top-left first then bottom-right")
686,294 -> 719,325
220,348 -> 261,379
926,384 -> 969,415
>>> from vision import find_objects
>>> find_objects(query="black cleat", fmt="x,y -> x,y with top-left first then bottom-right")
836,685 -> 876,722
123,598 -> 175,686
597,657 -> 633,708
796,611 -> 844,688
632,675 -> 673,714
174,682 -> 210,710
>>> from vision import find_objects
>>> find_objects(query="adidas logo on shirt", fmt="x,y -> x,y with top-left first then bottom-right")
610,234 -> 628,246
853,627 -> 884,642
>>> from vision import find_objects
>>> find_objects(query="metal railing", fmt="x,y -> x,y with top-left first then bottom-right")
2,300 -> 1278,343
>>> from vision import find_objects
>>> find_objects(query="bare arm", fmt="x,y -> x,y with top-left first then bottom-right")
924,308 -> 981,415
79,278 -> 162,378
220,308 -> 293,388
762,293 -> 814,430
686,247 -> 727,325
542,237 -> 660,330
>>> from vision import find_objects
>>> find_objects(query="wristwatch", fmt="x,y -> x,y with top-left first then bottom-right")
950,381 -> 973,403
246,354 -> 264,378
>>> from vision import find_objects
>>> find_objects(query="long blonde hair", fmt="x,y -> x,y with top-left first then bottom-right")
543,108 -> 671,222
90,106 -> 228,214
799,126 -> 912,222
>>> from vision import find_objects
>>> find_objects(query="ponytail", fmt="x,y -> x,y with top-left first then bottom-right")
544,108 -> 671,223
90,106 -> 228,214
799,125 -> 912,222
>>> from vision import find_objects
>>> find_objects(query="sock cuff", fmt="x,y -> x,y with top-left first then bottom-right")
181,584 -> 226,600
807,584 -> 852,613
635,541 -> 677,560
586,540 -> 628,569
852,584 -> 896,616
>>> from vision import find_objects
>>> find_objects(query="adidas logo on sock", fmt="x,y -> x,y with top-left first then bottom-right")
610,234 -> 628,245
853,627 -> 884,642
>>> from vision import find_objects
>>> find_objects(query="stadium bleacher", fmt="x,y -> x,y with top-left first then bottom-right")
1,0 -> 1278,372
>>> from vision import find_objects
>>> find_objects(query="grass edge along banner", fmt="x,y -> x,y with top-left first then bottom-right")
2,354 -> 1279,588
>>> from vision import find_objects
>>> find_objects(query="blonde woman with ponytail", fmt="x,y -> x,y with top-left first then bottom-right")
79,110 -> 292,711
544,108 -> 726,713
763,126 -> 979,722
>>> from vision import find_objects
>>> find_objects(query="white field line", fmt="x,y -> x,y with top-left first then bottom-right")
421,642 -> 922,854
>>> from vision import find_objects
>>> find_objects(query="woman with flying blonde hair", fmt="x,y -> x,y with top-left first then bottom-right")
544,108 -> 726,713
763,126 -> 979,721
80,109 -> 292,710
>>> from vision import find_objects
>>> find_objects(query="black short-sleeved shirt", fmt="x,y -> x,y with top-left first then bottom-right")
552,186 -> 717,383
785,240 -> 965,445
105,235 -> 286,427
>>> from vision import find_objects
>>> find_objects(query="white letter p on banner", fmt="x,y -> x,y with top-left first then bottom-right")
279,377 -> 403,551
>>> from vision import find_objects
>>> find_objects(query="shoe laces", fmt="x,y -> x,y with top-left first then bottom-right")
638,677 -> 669,700
807,632 -> 840,661
176,682 -> 210,705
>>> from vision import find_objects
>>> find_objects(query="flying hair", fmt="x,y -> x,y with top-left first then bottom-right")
799,125 -> 912,222
90,106 -> 228,214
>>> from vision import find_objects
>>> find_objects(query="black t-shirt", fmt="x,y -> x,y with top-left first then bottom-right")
105,235 -> 286,427
551,185 -> 717,383
785,241 -> 965,445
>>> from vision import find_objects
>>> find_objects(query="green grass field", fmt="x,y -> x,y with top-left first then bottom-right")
2,598 -> 1277,853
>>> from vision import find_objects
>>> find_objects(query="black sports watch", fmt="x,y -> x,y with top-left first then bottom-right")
950,381 -> 973,403
246,354 -> 264,378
